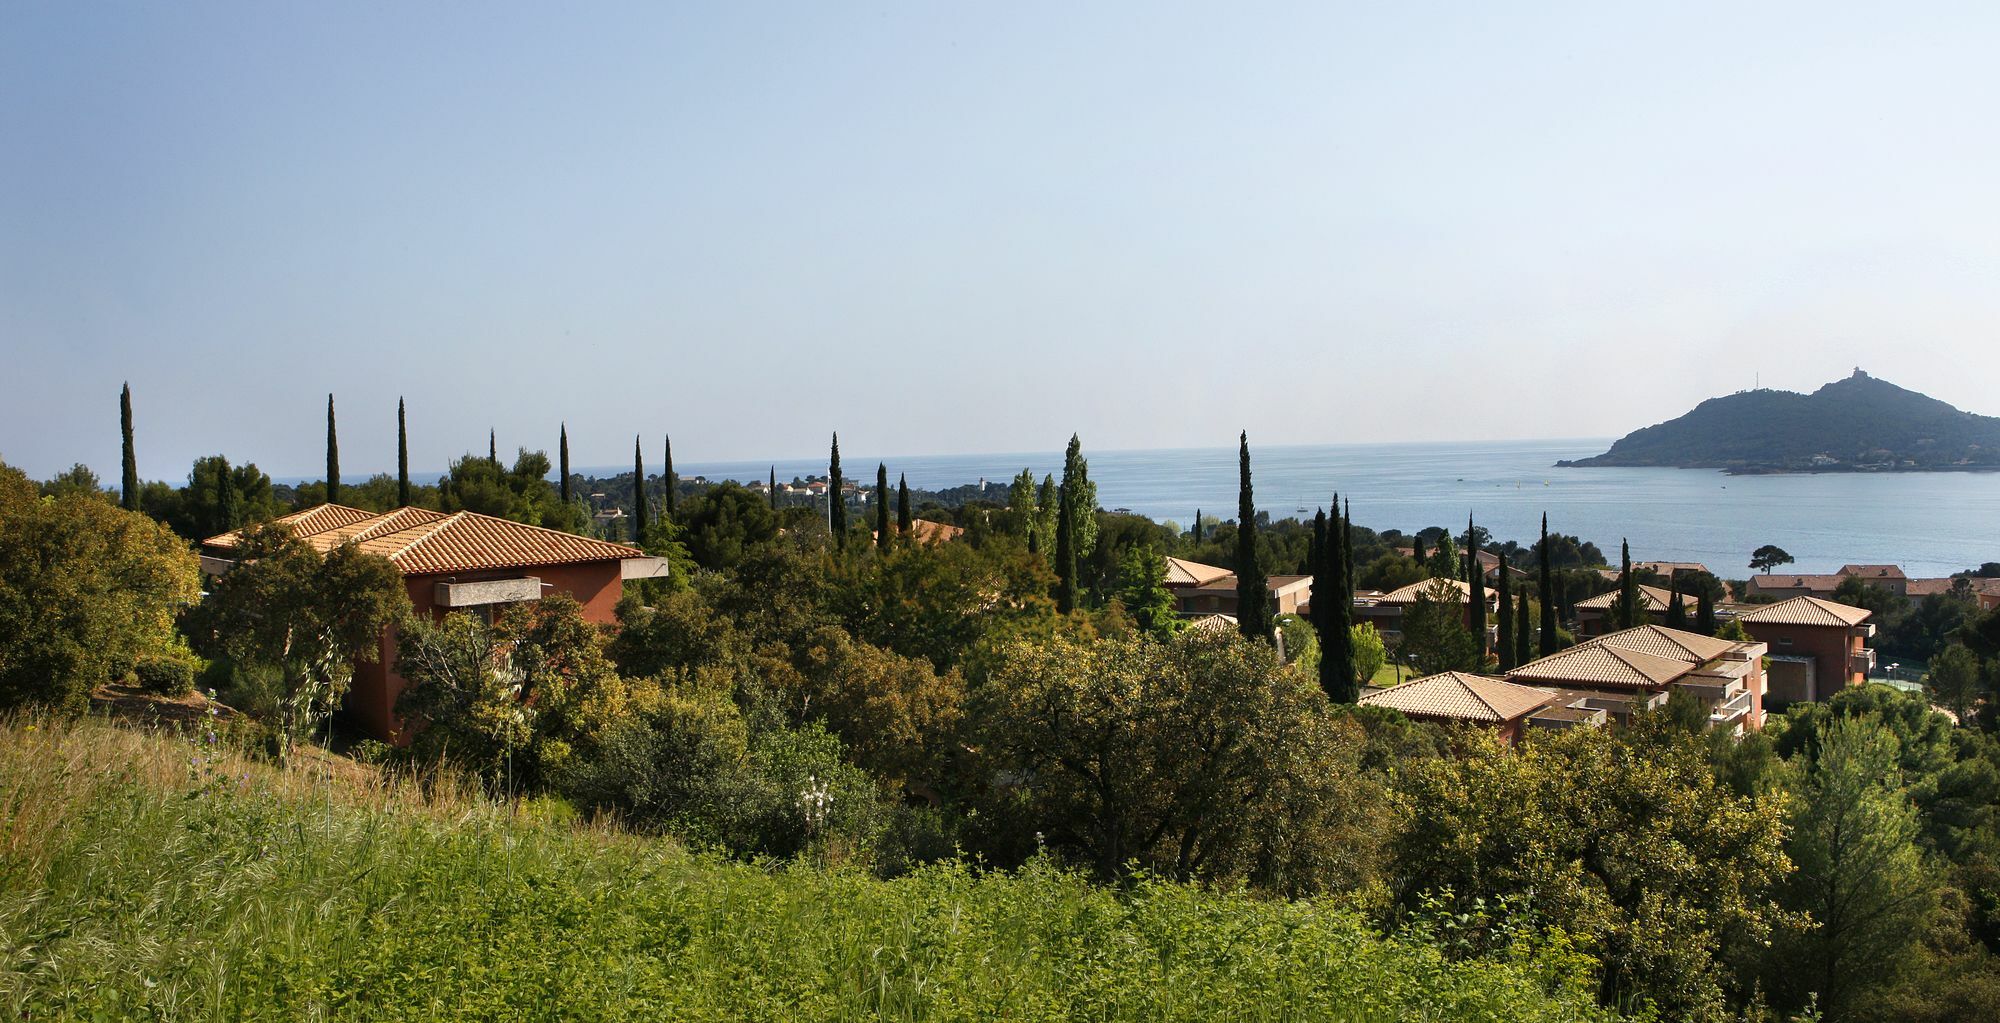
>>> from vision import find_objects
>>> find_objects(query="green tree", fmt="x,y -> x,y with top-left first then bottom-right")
1763,716 -> 1938,1019
1060,434 -> 1097,566
119,382 -> 138,511
1352,621 -> 1387,686
1426,529 -> 1458,581
1515,591 -> 1531,667
769,466 -> 779,510
678,482 -> 779,572
397,397 -> 411,507
1539,513 -> 1558,655
875,463 -> 890,550
1006,469 -> 1039,545
1496,550 -> 1515,671
188,523 -> 408,762
897,473 -> 912,536
1314,503 -> 1357,701
1235,432 -> 1270,643
1402,578 -> 1480,676
632,436 -> 648,542
1034,474 -> 1057,557
1117,544 -> 1182,640
1751,544 -> 1795,574
973,629 -> 1385,893
489,428 -> 498,464
1054,478 -> 1077,613
558,422 -> 571,504
0,462 -> 200,712
1696,589 -> 1718,636
1664,587 -> 1689,631
323,394 -> 340,505
1616,539 -> 1639,630
1466,515 -> 1487,660
662,435 -> 677,520
828,432 -> 846,548
1394,725 -> 1790,1021
1927,645 -> 1983,722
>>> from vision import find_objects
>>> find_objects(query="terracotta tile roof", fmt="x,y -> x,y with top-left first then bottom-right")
1360,671 -> 1555,723
1379,578 -> 1474,604
1739,595 -> 1873,628
1164,557 -> 1235,587
1635,561 -> 1711,576
1576,584 -> 1676,612
1905,577 -> 2000,598
209,504 -> 645,576
1839,564 -> 1906,580
203,503 -> 375,549
1746,574 -> 1845,593
1508,641 -> 1693,689
1588,624 -> 1738,665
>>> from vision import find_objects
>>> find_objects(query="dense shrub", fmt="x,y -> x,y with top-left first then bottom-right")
133,653 -> 196,696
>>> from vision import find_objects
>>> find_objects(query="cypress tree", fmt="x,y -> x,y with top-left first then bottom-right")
216,456 -> 242,534
1055,480 -> 1077,613
1696,590 -> 1718,636
663,436 -> 676,519
1538,513 -> 1558,656
1515,592 -> 1532,667
1466,514 -> 1487,659
770,466 -> 779,509
1192,509 -> 1202,544
1412,533 -> 1425,566
875,463 -> 891,550
1235,432 -> 1270,643
119,383 -> 138,510
829,433 -> 846,547
1496,551 -> 1516,671
559,423 -> 571,504
1311,509 -> 1335,698
490,429 -> 498,465
325,394 -> 341,505
1617,539 -> 1638,630
1665,587 -> 1690,631
397,398 -> 411,507
1338,499 -> 1358,690
632,436 -> 648,544
897,473 -> 912,535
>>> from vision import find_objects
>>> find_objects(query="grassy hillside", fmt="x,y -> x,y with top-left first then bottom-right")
0,715 -> 1627,1022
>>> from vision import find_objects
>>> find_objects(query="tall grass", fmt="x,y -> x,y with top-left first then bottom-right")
0,714 -> 1628,1021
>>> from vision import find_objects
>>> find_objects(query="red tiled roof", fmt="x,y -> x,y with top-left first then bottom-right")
206,504 -> 645,575
1360,671 -> 1555,723
1588,624 -> 1738,665
1379,578 -> 1474,604
203,504 -> 375,549
1576,584 -> 1676,612
1164,557 -> 1235,587
1739,595 -> 1873,628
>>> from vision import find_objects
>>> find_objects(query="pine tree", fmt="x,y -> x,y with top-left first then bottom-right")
632,436 -> 648,545
1496,551 -> 1516,671
1235,432 -> 1270,643
397,398 -> 411,507
1665,587 -> 1690,631
897,473 -> 912,535
1055,481 -> 1077,614
663,435 -> 676,519
1696,590 -> 1718,636
119,383 -> 138,510
1617,539 -> 1638,630
829,433 -> 846,547
1466,514 -> 1487,659
1538,513 -> 1558,656
875,463 -> 890,550
1515,592 -> 1532,667
558,423 -> 571,504
324,394 -> 341,505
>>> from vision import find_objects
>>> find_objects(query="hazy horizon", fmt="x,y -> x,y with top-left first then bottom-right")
7,2 -> 1999,481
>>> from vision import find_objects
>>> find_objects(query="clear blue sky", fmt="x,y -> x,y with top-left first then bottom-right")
5,2 -> 1998,481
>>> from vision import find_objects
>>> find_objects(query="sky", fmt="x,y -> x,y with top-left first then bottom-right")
4,2 -> 1999,482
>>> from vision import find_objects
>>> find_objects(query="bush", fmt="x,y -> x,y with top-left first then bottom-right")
133,654 -> 196,696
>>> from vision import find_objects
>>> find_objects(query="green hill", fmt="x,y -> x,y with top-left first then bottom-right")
1561,369 -> 2000,471
0,716 -> 1622,1022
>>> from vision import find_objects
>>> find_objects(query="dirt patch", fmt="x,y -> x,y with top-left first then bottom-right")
90,682 -> 239,728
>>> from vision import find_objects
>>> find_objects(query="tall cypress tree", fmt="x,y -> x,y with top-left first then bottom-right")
828,433 -> 846,547
490,429 -> 498,465
1235,432 -> 1270,643
1496,551 -> 1516,671
1311,509 -> 1335,697
1696,590 -> 1718,636
1617,539 -> 1638,630
1665,587 -> 1689,631
1515,592 -> 1532,667
769,466 -> 779,509
325,394 -> 341,505
632,436 -> 648,545
875,463 -> 890,550
897,473 -> 912,535
397,398 -> 411,507
1336,498 -> 1357,693
1192,509 -> 1202,544
663,436 -> 677,519
119,383 -> 138,510
1054,481 -> 1077,613
1412,534 -> 1426,566
558,423 -> 571,504
216,456 -> 242,534
1466,514 -> 1487,659
1538,513 -> 1558,656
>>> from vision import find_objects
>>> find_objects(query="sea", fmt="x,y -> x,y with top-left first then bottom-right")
598,439 -> 2000,579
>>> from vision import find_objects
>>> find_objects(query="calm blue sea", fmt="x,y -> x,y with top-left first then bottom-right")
608,439 -> 2000,579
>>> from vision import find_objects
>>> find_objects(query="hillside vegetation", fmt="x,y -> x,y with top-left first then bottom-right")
1562,370 -> 2000,470
0,715 -> 1622,1022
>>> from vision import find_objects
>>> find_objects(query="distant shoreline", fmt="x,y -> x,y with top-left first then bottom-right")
1555,460 -> 2000,476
